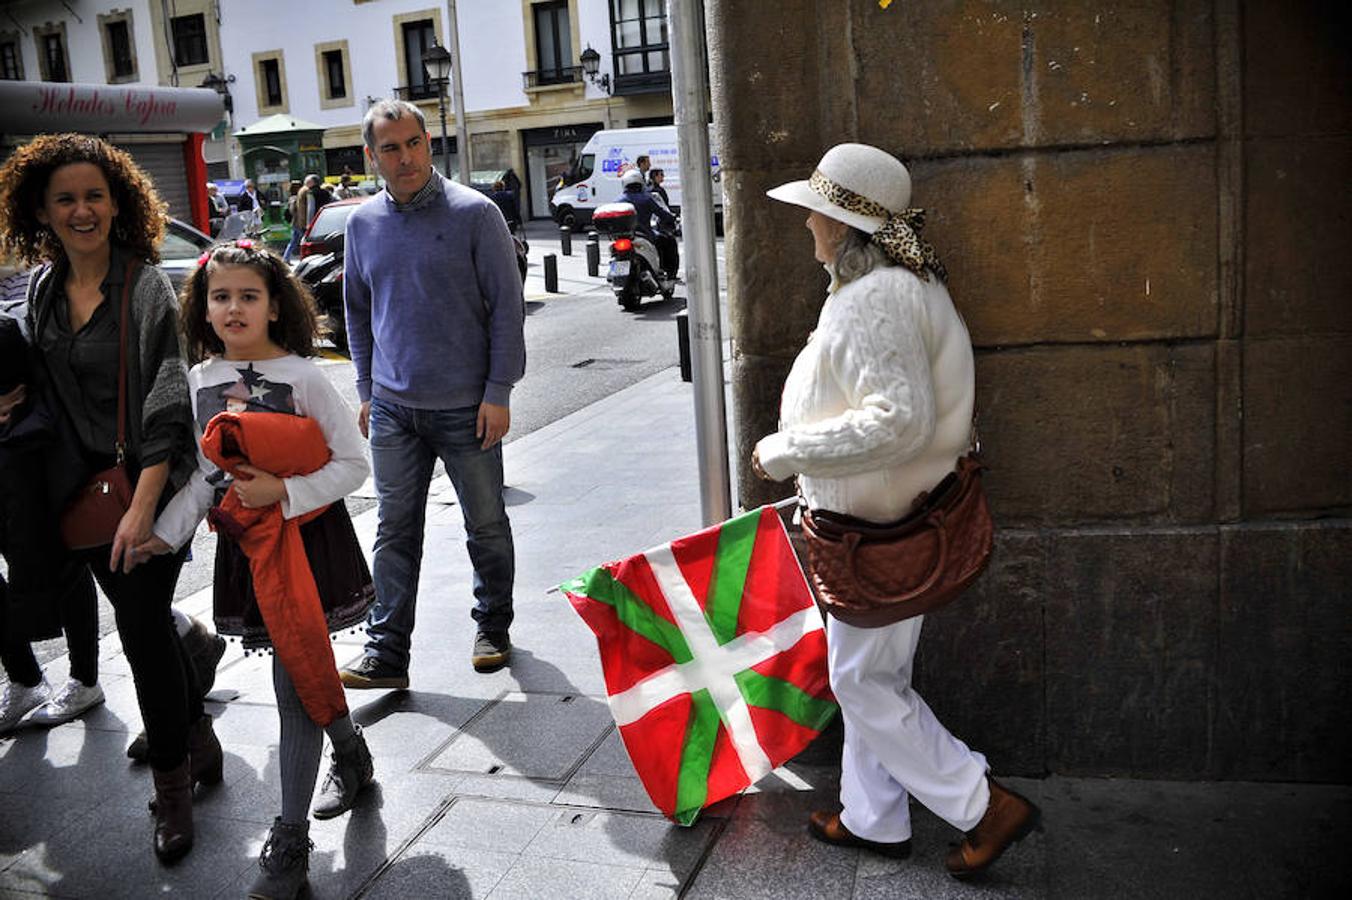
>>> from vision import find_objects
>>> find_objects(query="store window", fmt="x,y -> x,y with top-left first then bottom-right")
610,0 -> 668,78
324,50 -> 346,98
171,13 -> 208,67
0,36 -> 22,81
401,19 -> 437,99
34,24 -> 70,83
532,2 -> 575,85
262,59 -> 282,106
100,11 -> 139,84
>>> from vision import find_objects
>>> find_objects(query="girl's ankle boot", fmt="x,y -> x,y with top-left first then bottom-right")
247,818 -> 312,900
151,761 -> 194,864
188,714 -> 223,787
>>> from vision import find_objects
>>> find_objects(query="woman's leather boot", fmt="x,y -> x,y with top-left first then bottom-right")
247,817 -> 312,900
188,714 -> 223,788
151,761 -> 195,864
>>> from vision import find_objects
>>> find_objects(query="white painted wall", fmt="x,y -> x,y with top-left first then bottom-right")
2,0 -> 160,88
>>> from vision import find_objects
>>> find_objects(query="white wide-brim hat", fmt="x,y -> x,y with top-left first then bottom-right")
766,143 -> 912,235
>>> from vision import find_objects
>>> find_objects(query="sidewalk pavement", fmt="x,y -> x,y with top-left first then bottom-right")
1,364 -> 1348,899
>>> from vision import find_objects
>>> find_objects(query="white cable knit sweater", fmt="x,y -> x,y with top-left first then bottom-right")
755,264 -> 975,523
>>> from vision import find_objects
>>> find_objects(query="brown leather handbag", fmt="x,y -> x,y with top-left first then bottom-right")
59,261 -> 138,551
799,454 -> 994,627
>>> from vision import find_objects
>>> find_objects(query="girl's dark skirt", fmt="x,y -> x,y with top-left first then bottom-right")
213,500 -> 374,651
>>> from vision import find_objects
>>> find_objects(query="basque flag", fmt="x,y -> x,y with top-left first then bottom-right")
561,506 -> 837,825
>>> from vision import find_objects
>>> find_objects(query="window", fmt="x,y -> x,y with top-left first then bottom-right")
323,49 -> 346,99
171,13 -> 208,67
402,19 -> 436,99
107,20 -> 134,79
0,38 -> 21,80
261,58 -> 282,106
42,32 -> 69,82
533,2 -> 574,85
611,0 -> 668,77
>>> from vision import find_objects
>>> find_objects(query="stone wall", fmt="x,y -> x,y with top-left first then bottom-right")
709,0 -> 1351,781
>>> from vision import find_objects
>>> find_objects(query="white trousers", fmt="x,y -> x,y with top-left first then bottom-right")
827,613 -> 990,842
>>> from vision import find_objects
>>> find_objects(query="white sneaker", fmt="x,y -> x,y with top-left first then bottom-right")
28,678 -> 104,727
0,677 -> 52,733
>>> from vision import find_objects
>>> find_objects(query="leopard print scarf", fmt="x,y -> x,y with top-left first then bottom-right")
808,170 -> 947,282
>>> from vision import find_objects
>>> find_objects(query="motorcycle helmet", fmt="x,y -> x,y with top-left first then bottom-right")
621,168 -> 645,190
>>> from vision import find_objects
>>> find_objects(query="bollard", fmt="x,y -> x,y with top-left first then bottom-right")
559,226 -> 572,256
586,238 -> 600,278
543,253 -> 559,293
676,310 -> 692,383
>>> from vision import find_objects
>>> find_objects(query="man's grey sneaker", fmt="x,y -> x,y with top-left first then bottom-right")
313,726 -> 374,820
471,631 -> 511,673
338,655 -> 408,690
247,817 -> 312,900
0,677 -> 51,734
29,678 -> 104,727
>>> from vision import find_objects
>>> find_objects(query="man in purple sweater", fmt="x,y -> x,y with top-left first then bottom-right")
340,99 -> 526,688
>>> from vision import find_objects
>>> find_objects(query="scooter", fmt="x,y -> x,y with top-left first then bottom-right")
592,202 -> 677,311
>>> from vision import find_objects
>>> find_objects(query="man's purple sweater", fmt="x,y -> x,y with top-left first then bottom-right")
343,171 -> 526,409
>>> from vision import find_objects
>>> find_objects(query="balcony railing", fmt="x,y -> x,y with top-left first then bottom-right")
614,69 -> 671,96
522,65 -> 583,90
393,82 -> 439,102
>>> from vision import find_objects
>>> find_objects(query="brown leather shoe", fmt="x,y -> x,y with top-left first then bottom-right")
808,810 -> 912,859
187,714 -> 223,788
152,760 -> 194,864
945,778 -> 1041,879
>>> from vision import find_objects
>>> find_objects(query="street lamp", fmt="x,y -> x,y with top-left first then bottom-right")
199,72 -> 240,179
422,42 -> 453,178
579,45 -> 611,94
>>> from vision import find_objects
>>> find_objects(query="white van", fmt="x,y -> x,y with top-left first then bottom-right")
548,125 -> 721,230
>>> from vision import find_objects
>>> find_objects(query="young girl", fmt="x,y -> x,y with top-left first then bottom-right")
137,240 -> 375,899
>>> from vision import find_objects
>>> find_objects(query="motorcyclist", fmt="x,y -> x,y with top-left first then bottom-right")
618,168 -> 678,279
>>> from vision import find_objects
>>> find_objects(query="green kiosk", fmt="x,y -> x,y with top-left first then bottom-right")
234,114 -> 328,247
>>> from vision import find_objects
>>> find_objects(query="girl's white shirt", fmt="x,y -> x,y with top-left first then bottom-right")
754,264 -> 975,523
153,353 -> 369,550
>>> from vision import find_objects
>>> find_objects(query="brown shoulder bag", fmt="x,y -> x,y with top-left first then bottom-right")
59,261 -> 138,551
799,454 -> 994,627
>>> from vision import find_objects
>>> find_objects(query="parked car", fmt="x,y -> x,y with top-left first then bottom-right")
158,218 -> 213,293
293,196 -> 529,354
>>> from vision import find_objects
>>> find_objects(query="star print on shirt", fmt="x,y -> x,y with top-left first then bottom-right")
195,363 -> 298,432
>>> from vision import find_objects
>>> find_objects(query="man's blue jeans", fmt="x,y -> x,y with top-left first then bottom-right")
365,398 -> 515,671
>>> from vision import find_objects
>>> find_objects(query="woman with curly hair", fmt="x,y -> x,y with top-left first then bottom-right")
0,133 -> 220,864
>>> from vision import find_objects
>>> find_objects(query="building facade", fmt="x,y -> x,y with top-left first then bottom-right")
214,0 -> 674,218
1,0 -> 675,219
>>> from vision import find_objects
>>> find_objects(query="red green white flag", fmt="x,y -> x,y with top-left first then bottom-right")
561,506 -> 837,825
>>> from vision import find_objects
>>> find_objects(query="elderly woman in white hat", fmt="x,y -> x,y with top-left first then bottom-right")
753,143 -> 1038,879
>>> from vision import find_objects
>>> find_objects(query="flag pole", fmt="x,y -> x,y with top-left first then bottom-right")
669,0 -> 732,526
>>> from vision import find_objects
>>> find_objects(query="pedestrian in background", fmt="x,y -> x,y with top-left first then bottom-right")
284,175 -> 321,262
340,99 -> 525,688
139,240 -> 375,898
753,143 -> 1039,880
648,168 -> 671,209
0,132 -> 217,864
206,182 -> 228,237
488,179 -> 521,231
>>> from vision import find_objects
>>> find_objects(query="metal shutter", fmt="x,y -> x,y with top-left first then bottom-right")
116,140 -> 191,223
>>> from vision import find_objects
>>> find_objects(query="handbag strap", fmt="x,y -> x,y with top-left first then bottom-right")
113,260 -> 138,466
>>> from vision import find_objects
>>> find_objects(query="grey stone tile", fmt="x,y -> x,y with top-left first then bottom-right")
419,797 -> 556,853
685,814 -> 857,900
552,773 -> 657,815
630,868 -> 684,900
0,806 -> 257,900
488,855 -> 646,900
0,791 -> 100,873
523,805 -> 716,880
450,772 -> 562,805
363,846 -> 515,900
423,690 -> 612,781
0,725 -> 142,801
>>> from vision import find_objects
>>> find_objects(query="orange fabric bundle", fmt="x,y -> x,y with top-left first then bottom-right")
201,410 -> 348,727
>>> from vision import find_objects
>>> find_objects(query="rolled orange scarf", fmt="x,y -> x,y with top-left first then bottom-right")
201,410 -> 348,727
